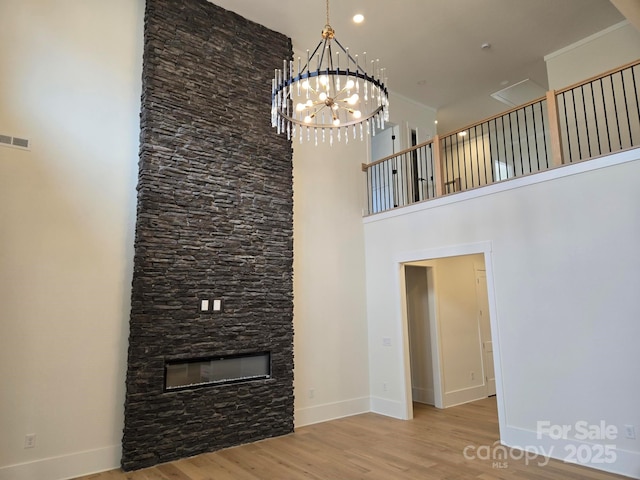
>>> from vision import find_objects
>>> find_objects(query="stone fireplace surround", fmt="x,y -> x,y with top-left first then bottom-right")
121,0 -> 294,471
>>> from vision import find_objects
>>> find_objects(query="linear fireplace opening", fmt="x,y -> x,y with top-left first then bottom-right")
165,352 -> 271,391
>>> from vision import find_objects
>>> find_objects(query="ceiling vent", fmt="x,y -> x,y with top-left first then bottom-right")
0,134 -> 30,150
490,79 -> 546,107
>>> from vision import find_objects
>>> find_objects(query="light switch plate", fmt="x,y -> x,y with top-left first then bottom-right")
200,299 -> 210,312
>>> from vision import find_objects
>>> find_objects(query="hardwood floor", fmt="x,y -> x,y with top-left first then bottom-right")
75,397 -> 630,479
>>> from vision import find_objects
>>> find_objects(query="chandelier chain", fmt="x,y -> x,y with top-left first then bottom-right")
326,0 -> 330,26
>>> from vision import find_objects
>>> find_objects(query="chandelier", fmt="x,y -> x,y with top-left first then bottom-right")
271,0 -> 389,145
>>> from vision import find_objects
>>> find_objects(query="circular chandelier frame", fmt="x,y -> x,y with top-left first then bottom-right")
271,2 -> 389,144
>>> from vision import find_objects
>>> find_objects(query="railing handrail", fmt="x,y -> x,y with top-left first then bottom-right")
362,96 -> 549,174
554,58 -> 640,95
438,95 -> 548,140
365,138 -> 434,169
363,59 -> 640,215
364,57 -> 640,170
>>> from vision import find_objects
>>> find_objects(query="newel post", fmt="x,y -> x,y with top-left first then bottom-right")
546,90 -> 564,167
432,135 -> 445,197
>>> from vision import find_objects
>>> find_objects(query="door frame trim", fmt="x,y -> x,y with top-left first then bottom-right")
402,264 -> 443,408
395,241 -> 505,437
474,266 -> 496,397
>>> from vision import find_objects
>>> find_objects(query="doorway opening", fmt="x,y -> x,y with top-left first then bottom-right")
401,251 -> 499,417
405,265 -> 438,406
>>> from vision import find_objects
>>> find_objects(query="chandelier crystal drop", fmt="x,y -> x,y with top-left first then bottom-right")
271,0 -> 389,144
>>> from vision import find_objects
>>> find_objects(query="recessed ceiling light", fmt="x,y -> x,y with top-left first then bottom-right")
458,131 -> 468,137
353,13 -> 364,24
481,42 -> 491,50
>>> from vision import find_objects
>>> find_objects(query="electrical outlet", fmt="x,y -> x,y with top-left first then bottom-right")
470,371 -> 475,381
24,434 -> 36,449
309,388 -> 315,399
383,382 -> 388,392
624,425 -> 636,439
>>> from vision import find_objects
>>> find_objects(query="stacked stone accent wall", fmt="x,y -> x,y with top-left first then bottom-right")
122,0 -> 294,471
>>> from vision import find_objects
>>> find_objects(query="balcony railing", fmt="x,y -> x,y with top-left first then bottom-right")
364,59 -> 640,215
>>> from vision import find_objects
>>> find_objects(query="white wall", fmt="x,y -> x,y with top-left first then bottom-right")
370,92 -> 436,161
0,1 -> 144,479
291,133 -> 371,426
363,148 -> 640,478
291,72 -> 438,427
545,21 -> 640,90
388,91 -> 437,150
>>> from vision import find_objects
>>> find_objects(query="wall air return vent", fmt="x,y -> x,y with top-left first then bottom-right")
0,134 -> 30,150
490,79 -> 546,107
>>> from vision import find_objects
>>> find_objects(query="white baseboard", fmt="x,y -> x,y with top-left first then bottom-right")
412,386 -> 434,405
442,385 -> 487,408
295,396 -> 370,427
370,395 -> 410,419
0,445 -> 120,480
500,424 -> 640,479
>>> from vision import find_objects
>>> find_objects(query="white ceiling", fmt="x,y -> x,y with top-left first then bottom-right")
210,0 -> 625,131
